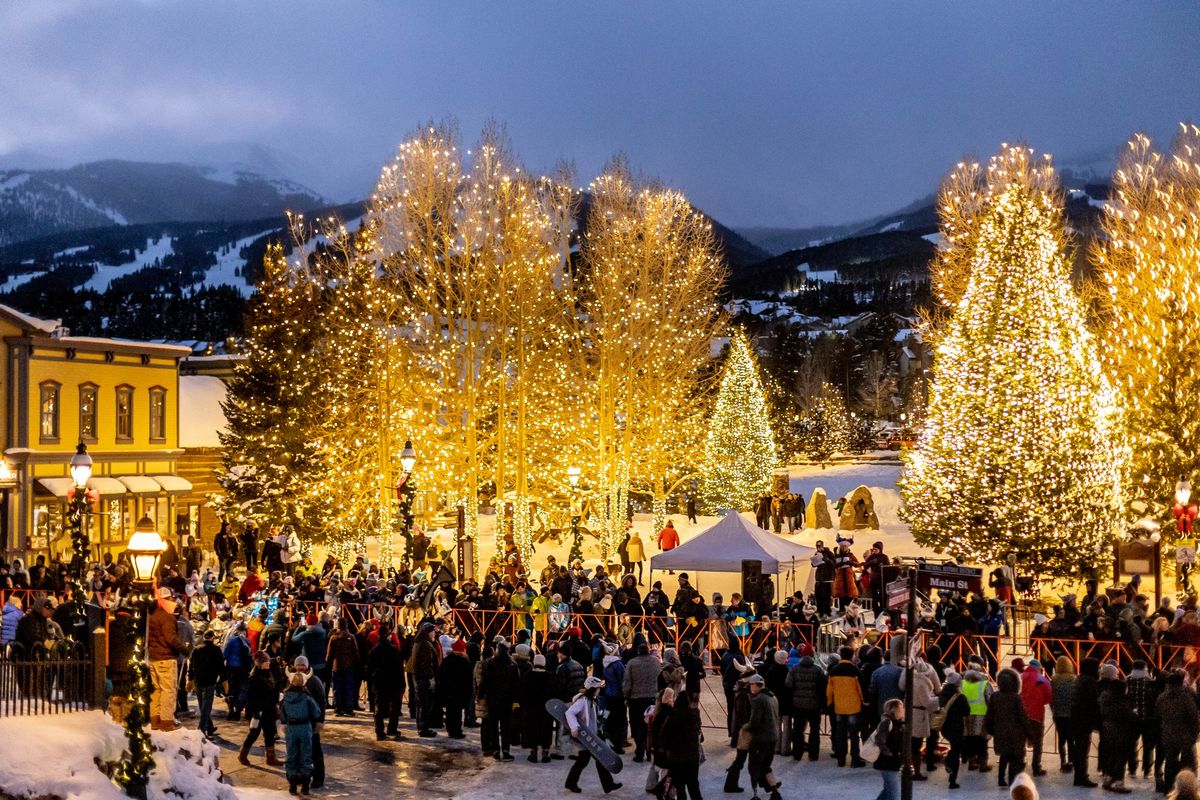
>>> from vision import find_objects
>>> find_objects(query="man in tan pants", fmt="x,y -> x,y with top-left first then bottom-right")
147,588 -> 186,730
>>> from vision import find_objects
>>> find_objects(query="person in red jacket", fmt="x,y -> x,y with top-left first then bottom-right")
657,520 -> 680,551
238,568 -> 264,605
1017,658 -> 1054,776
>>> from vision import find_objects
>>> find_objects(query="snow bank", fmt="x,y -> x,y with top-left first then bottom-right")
0,710 -> 279,799
180,374 -> 229,447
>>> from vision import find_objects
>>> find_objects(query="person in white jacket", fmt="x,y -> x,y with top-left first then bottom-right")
564,676 -> 622,794
281,526 -> 302,566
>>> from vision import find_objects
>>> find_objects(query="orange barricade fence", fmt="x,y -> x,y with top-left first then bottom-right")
1030,637 -> 1199,673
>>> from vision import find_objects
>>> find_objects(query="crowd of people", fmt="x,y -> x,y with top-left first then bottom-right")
7,518 -> 1200,799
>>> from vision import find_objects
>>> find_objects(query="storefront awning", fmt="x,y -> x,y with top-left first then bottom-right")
151,475 -> 192,495
116,475 -> 164,495
36,476 -> 128,499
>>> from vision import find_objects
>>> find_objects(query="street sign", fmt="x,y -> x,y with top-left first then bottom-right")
915,563 -> 983,596
887,578 -> 910,610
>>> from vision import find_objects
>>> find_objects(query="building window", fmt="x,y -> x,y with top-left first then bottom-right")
39,381 -> 60,442
149,387 -> 167,442
116,385 -> 133,441
79,384 -> 98,443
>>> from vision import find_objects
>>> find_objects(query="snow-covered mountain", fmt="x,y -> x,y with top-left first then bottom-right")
0,159 -> 327,246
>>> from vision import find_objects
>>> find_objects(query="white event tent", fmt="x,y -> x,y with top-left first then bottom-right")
649,512 -> 815,599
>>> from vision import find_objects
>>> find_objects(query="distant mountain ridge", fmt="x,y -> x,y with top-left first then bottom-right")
0,159 -> 327,246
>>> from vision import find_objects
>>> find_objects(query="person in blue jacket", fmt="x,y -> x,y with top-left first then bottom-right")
280,670 -> 323,795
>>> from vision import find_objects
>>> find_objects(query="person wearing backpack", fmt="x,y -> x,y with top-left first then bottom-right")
868,699 -> 905,800
938,671 -> 971,789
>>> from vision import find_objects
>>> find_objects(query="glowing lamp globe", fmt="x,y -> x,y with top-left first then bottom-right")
69,442 -> 92,489
567,466 -> 581,488
1177,478 -> 1192,507
400,440 -> 417,473
127,516 -> 166,584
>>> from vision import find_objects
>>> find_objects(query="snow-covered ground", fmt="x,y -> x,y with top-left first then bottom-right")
87,235 -> 175,292
198,229 -> 277,297
0,710 -> 287,799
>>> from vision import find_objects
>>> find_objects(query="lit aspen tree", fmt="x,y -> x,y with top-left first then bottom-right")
700,332 -> 777,512
370,123 -> 572,575
216,243 -> 332,538
575,161 -> 726,556
796,382 -> 851,467
900,144 -> 1125,580
1093,125 -> 1200,535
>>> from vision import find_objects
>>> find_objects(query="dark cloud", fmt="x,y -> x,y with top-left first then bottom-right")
2,2 -> 1197,226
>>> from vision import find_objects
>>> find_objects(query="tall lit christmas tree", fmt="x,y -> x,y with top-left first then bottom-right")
701,332 -> 778,512
217,243 -> 331,537
900,144 -> 1125,580
1093,125 -> 1200,536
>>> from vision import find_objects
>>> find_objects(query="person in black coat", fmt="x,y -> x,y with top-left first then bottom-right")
938,673 -> 970,790
985,668 -> 1031,788
240,523 -> 258,570
520,654 -> 555,762
1099,673 -> 1138,793
238,650 -> 282,766
661,693 -> 703,800
368,624 -> 405,741
480,643 -> 521,760
438,639 -> 473,738
189,630 -> 226,737
214,521 -> 238,581
1071,657 -> 1101,787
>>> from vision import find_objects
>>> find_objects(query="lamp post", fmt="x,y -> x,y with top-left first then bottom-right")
567,466 -> 583,564
68,442 -> 93,581
1173,477 -> 1197,596
118,516 -> 166,800
396,440 -> 418,565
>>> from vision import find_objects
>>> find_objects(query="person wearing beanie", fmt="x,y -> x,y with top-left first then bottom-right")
520,648 -> 555,762
189,627 -> 226,738
938,669 -> 970,789
1125,659 -> 1162,785
147,587 -> 186,731
985,668 -> 1031,788
1050,656 -> 1076,775
438,638 -> 473,739
279,668 -> 322,795
765,648 -> 792,755
786,643 -> 827,762
1098,665 -> 1136,794
564,677 -> 621,793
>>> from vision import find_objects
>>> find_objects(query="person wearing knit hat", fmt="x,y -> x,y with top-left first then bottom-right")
1100,661 -> 1120,681
439,635 -> 473,739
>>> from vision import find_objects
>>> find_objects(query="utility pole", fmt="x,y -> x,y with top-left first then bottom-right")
901,565 -> 917,800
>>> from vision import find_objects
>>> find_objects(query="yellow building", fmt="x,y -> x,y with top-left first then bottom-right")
0,305 -> 194,563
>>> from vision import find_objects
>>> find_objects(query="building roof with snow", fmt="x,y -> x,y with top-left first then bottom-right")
180,375 -> 229,448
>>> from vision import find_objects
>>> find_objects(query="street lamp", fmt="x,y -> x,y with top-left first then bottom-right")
396,440 -> 418,566
567,466 -> 583,563
118,516 -> 165,800
68,442 -> 93,581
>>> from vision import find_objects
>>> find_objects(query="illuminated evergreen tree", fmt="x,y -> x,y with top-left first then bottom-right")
796,382 -> 851,467
900,144 -> 1125,580
216,243 -> 331,537
1093,125 -> 1200,536
700,333 -> 777,511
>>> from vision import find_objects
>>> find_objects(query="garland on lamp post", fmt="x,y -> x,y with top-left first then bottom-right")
67,442 -> 93,582
117,516 -> 166,800
397,440 -> 417,565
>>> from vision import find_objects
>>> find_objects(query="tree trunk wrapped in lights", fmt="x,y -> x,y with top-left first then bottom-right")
700,332 -> 778,512
1092,125 -> 1200,538
900,144 -> 1126,581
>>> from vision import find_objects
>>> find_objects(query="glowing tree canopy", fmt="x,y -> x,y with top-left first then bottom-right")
796,382 -> 851,468
900,144 -> 1125,580
1093,125 -> 1200,537
701,332 -> 778,512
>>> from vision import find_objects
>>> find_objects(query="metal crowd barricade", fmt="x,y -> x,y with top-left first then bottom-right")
1030,636 -> 1200,673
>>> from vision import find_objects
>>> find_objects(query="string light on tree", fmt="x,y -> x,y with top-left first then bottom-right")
900,143 -> 1126,581
700,332 -> 778,512
1093,124 -> 1200,539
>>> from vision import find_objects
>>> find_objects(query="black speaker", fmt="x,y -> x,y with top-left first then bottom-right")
741,559 -> 763,606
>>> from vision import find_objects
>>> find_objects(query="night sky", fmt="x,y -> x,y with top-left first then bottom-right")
3,2 -> 1198,227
